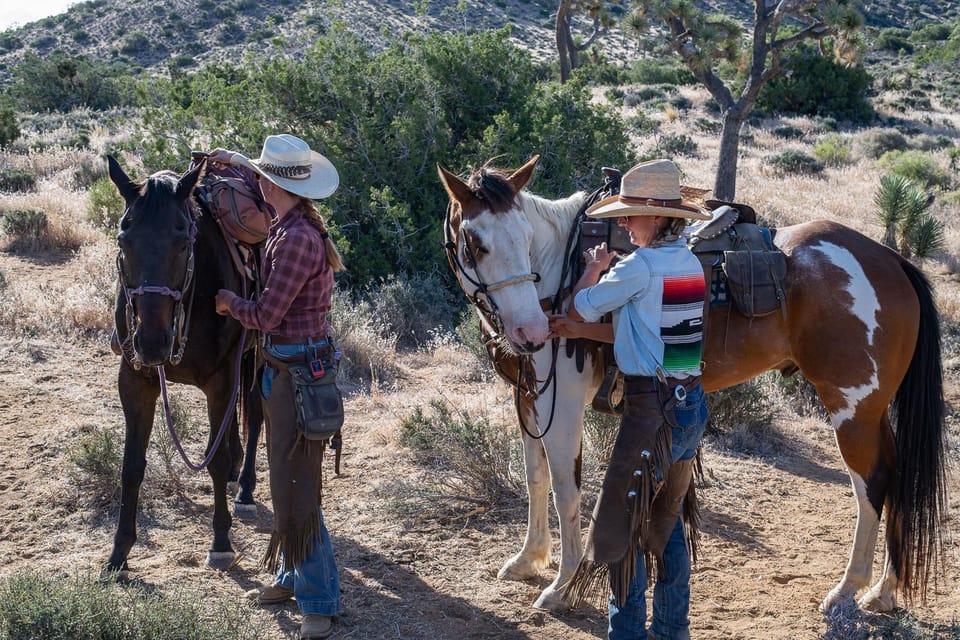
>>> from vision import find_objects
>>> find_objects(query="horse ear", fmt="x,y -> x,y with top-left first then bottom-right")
506,154 -> 540,193
176,157 -> 205,203
107,155 -> 140,203
436,163 -> 477,210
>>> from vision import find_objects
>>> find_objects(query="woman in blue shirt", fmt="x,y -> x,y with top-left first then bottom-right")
552,159 -> 710,640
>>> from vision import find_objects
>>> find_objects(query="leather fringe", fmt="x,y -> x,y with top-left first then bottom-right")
262,508 -> 322,573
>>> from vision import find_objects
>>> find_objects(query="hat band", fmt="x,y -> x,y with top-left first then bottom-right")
619,194 -> 699,213
260,162 -> 311,180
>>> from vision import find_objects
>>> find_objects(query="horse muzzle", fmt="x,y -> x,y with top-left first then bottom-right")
132,327 -> 175,367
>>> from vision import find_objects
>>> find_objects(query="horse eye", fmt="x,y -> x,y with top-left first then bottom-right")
116,231 -> 128,249
461,245 -> 476,268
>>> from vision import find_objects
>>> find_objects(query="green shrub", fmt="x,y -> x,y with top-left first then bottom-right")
1,209 -> 47,238
0,102 -> 18,147
0,571 -> 264,640
398,399 -> 523,502
876,150 -> 951,189
874,28 -> 913,53
756,49 -> 875,123
68,426 -> 121,506
813,134 -> 853,167
364,271 -> 461,349
764,150 -> 824,176
857,128 -> 907,159
627,57 -> 696,85
73,157 -> 104,189
706,379 -> 775,435
772,125 -> 804,140
9,51 -> 133,112
86,177 -> 125,230
0,167 -> 36,192
627,112 -> 659,136
657,133 -> 698,157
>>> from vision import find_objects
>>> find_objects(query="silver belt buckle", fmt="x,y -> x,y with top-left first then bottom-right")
673,384 -> 687,402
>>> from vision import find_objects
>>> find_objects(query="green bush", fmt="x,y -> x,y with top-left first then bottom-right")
398,399 -> 522,502
627,57 -> 696,86
706,379 -> 775,435
0,167 -> 36,192
876,150 -> 951,189
8,51 -> 133,112
364,272 -> 461,349
1,209 -> 47,238
657,133 -> 698,157
86,177 -> 125,229
772,125 -> 804,140
68,426 -> 121,506
135,28 -> 632,288
0,102 -> 18,147
0,571 -> 264,640
756,49 -> 875,123
813,134 -> 853,167
764,150 -> 824,176
857,128 -> 907,159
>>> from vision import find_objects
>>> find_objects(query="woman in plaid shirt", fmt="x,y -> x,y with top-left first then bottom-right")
212,134 -> 342,640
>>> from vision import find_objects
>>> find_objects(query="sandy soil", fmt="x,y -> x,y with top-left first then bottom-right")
0,247 -> 958,640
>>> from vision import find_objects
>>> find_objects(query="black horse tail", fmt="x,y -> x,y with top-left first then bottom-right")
889,260 -> 947,602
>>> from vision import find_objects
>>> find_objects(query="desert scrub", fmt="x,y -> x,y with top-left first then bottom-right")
398,398 -> 522,503
86,176 -> 125,230
856,128 -> 907,160
0,570 -> 264,640
813,134 -> 853,167
0,209 -> 47,239
68,425 -> 122,507
0,167 -> 36,192
763,150 -> 824,176
876,149 -> 952,189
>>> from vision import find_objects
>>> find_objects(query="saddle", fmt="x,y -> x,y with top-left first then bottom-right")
686,203 -> 788,320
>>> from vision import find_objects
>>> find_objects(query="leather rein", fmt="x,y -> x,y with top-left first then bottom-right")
116,199 -> 246,473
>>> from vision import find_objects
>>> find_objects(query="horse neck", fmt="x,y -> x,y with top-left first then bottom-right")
194,210 -> 242,296
517,190 -> 586,299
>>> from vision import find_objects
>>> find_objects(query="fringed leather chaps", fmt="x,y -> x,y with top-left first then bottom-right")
565,377 -> 700,607
261,364 -> 326,573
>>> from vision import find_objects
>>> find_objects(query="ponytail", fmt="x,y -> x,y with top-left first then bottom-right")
300,198 -> 344,272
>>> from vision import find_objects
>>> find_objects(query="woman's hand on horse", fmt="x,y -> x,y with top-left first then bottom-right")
215,289 -> 236,315
548,314 -> 584,339
584,242 -> 617,272
206,148 -> 236,167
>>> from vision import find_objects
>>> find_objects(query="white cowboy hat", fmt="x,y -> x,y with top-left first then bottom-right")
586,159 -> 711,220
231,134 -> 339,200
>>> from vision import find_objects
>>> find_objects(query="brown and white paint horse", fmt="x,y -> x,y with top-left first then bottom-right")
437,155 -> 947,614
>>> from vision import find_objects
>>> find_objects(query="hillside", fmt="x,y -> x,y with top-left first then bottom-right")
0,0 -> 958,86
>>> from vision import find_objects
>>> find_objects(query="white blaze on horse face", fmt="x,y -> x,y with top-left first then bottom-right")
464,208 -> 549,350
809,241 -> 882,429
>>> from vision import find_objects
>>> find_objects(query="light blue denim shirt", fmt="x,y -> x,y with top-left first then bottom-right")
574,239 -> 705,378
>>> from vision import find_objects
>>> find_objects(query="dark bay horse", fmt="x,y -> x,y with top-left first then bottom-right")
437,155 -> 947,613
105,156 -> 262,573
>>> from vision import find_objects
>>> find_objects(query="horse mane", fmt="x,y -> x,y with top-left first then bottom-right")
465,165 -> 518,214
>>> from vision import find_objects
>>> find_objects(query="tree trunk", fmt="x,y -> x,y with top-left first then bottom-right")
557,1 -> 571,83
714,110 -> 745,201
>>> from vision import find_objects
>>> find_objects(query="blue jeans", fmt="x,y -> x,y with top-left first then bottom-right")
608,382 -> 708,640
263,338 -> 340,617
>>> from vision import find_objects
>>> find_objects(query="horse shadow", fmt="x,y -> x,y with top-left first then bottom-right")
223,527 -> 608,639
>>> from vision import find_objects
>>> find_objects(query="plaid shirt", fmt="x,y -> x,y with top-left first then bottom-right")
229,204 -> 332,338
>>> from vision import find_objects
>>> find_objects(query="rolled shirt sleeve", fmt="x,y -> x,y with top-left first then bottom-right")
574,252 -> 652,322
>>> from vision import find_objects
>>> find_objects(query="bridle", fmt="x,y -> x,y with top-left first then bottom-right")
443,207 -> 541,339
443,171 -> 621,440
116,202 -> 198,370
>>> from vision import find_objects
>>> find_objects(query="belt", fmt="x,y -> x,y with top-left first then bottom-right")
623,374 -> 698,393
268,335 -> 327,346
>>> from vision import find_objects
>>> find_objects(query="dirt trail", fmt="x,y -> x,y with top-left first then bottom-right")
0,248 -> 958,639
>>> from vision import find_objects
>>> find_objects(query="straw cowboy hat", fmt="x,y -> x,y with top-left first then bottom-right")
586,159 -> 711,220
231,134 -> 339,200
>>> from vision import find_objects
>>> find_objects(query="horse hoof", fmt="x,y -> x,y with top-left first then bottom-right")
99,567 -> 130,584
233,501 -> 257,517
820,587 -> 855,614
858,588 -> 896,612
497,553 -> 548,582
206,551 -> 236,571
532,584 -> 570,612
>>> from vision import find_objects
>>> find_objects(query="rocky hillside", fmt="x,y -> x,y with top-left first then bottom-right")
0,0 -> 957,85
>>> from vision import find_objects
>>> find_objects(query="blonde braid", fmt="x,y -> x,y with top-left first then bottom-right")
300,198 -> 344,272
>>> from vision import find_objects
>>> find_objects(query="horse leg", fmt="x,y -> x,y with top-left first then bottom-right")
532,398 -> 585,612
498,398 -> 552,583
820,406 -> 896,612
105,365 -> 158,575
202,371 -> 238,570
234,358 -> 262,516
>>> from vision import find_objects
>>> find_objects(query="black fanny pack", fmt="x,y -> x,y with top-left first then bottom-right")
264,346 -> 344,442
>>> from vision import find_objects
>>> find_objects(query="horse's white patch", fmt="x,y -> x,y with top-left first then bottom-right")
809,241 -> 882,429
